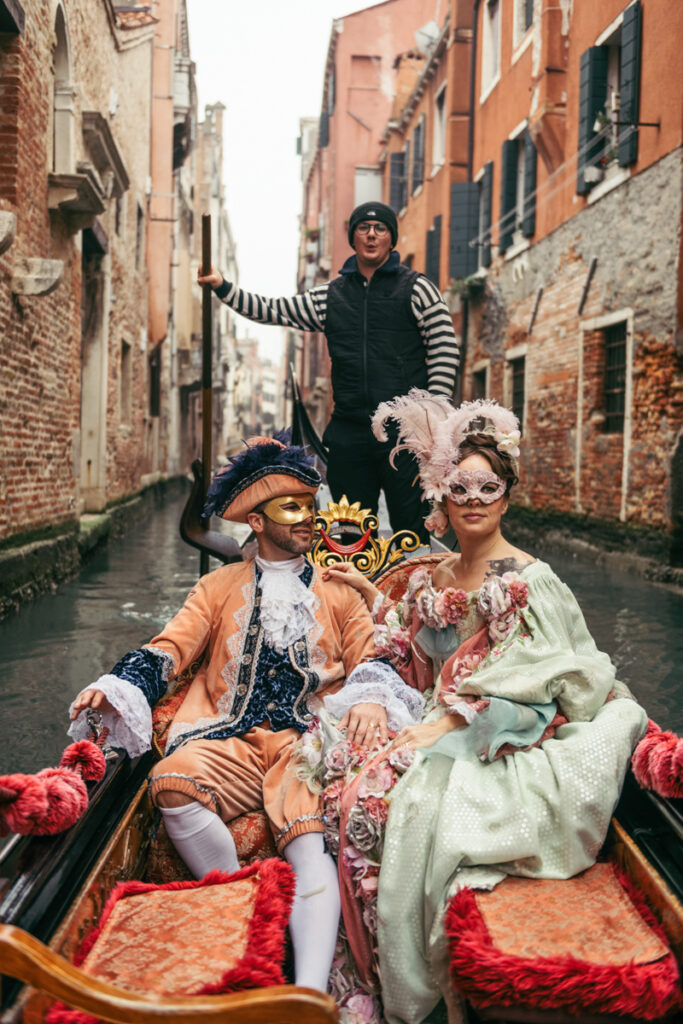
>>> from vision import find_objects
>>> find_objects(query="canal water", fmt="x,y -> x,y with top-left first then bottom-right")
0,487 -> 682,778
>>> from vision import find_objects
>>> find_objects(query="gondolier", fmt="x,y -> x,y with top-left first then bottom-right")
67,434 -> 423,995
197,201 -> 460,541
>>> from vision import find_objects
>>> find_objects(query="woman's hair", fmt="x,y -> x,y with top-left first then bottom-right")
455,432 -> 519,494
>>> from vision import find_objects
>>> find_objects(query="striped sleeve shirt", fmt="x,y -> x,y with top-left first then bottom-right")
214,275 -> 460,398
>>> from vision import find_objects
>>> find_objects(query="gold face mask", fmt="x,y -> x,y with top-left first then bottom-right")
260,494 -> 317,525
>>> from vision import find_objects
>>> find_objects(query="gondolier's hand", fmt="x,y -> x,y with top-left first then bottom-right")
196,265 -> 223,289
70,689 -> 119,720
341,702 -> 388,747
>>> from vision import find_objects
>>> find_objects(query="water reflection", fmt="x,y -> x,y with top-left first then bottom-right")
0,492 -> 681,778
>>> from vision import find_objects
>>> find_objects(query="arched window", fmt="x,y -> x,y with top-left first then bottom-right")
53,4 -> 75,173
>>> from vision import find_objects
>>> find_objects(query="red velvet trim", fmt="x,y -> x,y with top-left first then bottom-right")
45,859 -> 295,1024
445,868 -> 683,1020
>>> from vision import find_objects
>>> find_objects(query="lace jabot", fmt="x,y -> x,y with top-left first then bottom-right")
255,555 -> 320,653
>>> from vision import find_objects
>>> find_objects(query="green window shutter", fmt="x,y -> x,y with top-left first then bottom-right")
449,182 -> 479,280
425,216 -> 442,288
522,131 -> 537,237
499,138 -> 517,253
618,0 -> 642,167
576,46 -> 608,194
480,161 -> 493,267
319,112 -> 329,148
412,115 -> 425,192
389,152 -> 405,212
402,140 -> 411,209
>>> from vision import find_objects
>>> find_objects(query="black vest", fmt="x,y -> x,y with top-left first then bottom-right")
324,260 -> 428,424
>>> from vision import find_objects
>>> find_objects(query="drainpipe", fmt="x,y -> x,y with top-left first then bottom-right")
457,0 -> 482,405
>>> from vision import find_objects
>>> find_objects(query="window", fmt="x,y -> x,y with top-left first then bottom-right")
510,356 -> 525,428
400,139 -> 410,210
472,366 -> 488,401
412,114 -> 425,193
354,167 -> 382,206
499,131 -> 537,253
481,0 -> 501,98
477,161 -> 493,269
449,181 -> 479,280
604,321 -> 627,433
432,85 -> 446,173
513,0 -> 534,50
149,346 -> 161,418
576,1 -> 642,194
135,201 -> 144,269
120,340 -> 132,423
389,150 -> 405,212
425,215 -> 442,289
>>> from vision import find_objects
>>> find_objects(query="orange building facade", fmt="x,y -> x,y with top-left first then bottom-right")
330,0 -> 681,562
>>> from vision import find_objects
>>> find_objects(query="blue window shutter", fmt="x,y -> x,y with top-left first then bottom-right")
576,46 -> 608,194
522,131 -> 537,237
319,112 -> 329,148
499,138 -> 517,253
480,161 -> 493,267
449,181 -> 479,280
618,0 -> 642,167
389,152 -> 405,212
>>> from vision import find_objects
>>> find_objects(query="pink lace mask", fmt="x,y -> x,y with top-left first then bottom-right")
447,469 -> 506,505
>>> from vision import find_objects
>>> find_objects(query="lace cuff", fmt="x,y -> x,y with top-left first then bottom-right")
323,660 -> 424,731
67,674 -> 153,758
371,592 -> 385,621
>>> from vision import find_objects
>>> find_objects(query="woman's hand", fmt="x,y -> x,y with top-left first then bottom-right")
321,563 -> 380,612
196,265 -> 223,289
70,689 -> 119,721
389,714 -> 464,751
341,702 -> 388,747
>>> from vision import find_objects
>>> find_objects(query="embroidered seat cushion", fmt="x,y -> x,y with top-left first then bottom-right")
146,810 -> 278,884
445,862 -> 682,1020
373,552 -> 444,602
46,860 -> 294,1024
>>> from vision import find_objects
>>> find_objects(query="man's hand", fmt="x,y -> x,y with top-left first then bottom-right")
196,264 -> 223,289
340,702 -> 388,747
389,715 -> 464,751
70,689 -> 119,721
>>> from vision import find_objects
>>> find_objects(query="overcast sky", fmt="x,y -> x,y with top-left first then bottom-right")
186,0 -> 391,363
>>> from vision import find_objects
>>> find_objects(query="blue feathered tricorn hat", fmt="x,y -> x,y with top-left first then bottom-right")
202,430 -> 321,524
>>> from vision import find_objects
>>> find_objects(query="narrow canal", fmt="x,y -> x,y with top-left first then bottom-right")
1,487 -> 681,778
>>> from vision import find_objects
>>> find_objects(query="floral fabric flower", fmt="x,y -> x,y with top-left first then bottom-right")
424,505 -> 449,537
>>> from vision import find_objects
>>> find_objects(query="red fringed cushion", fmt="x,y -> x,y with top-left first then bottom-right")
46,859 -> 295,1024
446,862 -> 682,1020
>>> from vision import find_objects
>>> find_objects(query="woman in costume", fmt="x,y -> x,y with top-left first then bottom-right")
296,391 -> 648,1024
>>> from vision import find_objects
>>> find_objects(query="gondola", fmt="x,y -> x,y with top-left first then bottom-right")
1,398 -> 682,1024
1,225 -> 681,1021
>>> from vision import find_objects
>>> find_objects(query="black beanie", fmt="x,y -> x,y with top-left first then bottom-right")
348,201 -> 398,247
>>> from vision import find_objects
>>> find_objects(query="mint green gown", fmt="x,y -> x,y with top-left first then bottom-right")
375,561 -> 647,1024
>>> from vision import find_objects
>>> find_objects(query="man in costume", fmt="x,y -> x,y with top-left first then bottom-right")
68,434 -> 423,993
197,201 -> 460,542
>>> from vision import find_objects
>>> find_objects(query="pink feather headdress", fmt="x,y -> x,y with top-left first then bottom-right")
371,389 -> 521,503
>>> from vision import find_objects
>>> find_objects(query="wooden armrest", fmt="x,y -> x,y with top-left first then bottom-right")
0,925 -> 338,1024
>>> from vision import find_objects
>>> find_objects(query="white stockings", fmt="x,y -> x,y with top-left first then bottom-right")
284,832 -> 341,992
160,801 -> 240,877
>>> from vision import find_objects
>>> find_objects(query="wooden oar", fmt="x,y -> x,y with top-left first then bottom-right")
200,213 -> 212,577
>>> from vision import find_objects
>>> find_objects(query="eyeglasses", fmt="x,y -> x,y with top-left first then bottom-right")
355,222 -> 389,236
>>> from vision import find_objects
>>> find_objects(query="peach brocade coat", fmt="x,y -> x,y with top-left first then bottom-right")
144,559 -> 378,747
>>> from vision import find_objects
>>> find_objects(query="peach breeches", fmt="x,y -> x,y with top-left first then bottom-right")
148,725 -> 323,853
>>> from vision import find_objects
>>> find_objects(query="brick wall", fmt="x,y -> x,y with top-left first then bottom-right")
466,147 -> 683,548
